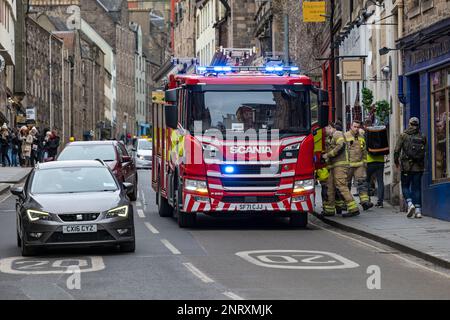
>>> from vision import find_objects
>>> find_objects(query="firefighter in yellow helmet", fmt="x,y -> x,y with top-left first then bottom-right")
344,120 -> 373,211
322,122 -> 360,217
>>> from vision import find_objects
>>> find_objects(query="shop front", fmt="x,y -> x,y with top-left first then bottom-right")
400,18 -> 450,221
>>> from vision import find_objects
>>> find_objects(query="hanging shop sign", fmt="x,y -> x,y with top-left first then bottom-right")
303,1 -> 326,23
152,91 -> 165,104
26,107 -> 36,120
341,59 -> 364,81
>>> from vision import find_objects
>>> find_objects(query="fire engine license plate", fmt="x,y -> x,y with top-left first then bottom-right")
62,225 -> 97,234
237,204 -> 269,211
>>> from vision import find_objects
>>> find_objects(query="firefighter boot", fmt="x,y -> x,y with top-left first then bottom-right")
342,200 -> 360,217
322,202 -> 336,216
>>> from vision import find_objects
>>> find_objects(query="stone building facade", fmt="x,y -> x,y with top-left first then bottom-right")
25,17 -> 64,135
173,0 -> 196,58
80,0 -> 136,139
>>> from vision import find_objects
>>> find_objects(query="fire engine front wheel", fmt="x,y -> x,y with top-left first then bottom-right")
290,213 -> 308,228
174,185 -> 196,228
158,190 -> 174,217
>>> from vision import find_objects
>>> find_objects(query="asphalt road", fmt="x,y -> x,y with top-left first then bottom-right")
0,170 -> 449,300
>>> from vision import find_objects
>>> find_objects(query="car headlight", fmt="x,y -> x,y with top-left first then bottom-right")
185,179 -> 208,193
27,209 -> 51,222
284,143 -> 300,151
293,179 -> 315,193
106,205 -> 129,218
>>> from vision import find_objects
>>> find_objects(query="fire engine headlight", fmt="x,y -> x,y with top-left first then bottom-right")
106,205 -> 129,218
293,179 -> 315,193
27,209 -> 52,222
185,179 -> 208,193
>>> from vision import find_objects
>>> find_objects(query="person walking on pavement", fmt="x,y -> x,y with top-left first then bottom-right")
47,130 -> 60,160
0,124 -> 11,167
322,123 -> 360,217
21,127 -> 33,167
365,120 -> 386,208
344,120 -> 373,211
29,127 -> 39,166
394,117 -> 427,218
10,128 -> 20,167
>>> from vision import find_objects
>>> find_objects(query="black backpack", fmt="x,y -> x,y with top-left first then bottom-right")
403,133 -> 426,161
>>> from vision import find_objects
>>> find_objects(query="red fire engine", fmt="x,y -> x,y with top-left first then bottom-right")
151,58 -> 329,228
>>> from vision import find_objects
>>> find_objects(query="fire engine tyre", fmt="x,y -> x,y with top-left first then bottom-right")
175,184 -> 196,228
158,190 -> 173,217
178,212 -> 197,228
290,213 -> 308,228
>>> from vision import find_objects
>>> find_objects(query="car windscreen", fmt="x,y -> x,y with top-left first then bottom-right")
138,139 -> 152,150
188,90 -> 310,137
58,145 -> 116,162
31,167 -> 118,194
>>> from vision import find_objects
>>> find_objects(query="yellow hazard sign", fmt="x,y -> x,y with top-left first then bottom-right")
152,91 -> 165,104
303,1 -> 326,23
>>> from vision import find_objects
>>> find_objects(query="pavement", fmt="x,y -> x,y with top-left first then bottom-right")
0,170 -> 449,300
314,185 -> 450,269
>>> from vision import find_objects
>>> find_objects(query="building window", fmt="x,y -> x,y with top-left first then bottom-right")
407,0 -> 421,19
431,67 -> 450,182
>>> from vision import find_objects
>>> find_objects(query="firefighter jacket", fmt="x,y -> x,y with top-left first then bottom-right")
344,130 -> 367,168
325,130 -> 348,168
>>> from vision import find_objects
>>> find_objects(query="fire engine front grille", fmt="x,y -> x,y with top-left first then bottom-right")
220,164 -> 280,175
222,196 -> 279,203
221,178 -> 280,188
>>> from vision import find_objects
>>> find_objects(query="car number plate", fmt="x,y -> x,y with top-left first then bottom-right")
62,225 -> 97,234
237,204 -> 268,211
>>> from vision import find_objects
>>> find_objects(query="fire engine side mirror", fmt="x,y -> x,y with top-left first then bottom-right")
165,104 -> 178,129
318,105 -> 329,129
165,89 -> 177,103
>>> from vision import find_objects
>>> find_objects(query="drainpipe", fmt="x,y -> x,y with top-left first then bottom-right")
93,59 -> 95,138
395,0 -> 405,207
49,33 -> 53,130
62,48 -> 65,144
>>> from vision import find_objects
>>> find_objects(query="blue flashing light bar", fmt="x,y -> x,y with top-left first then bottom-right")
224,166 -> 235,174
196,65 -> 300,75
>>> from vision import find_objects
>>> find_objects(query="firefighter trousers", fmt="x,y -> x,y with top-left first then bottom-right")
321,178 -> 346,211
324,166 -> 359,215
348,165 -> 370,204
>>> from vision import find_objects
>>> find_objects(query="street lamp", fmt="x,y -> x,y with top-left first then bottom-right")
379,46 -> 399,56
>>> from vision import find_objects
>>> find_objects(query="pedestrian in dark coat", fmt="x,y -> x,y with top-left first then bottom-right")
47,130 -> 60,160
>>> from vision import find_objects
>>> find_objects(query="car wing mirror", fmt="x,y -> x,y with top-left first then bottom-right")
10,186 -> 24,198
122,155 -> 132,163
123,182 -> 134,195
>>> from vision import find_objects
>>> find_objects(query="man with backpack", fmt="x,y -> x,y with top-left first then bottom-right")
394,117 -> 427,218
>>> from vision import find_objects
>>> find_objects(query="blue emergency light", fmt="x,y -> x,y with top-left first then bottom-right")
195,65 -> 300,75
224,166 -> 235,174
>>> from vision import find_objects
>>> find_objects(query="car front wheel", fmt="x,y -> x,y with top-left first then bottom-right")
120,240 -> 136,253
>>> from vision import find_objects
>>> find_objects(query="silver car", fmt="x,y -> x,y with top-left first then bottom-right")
133,139 -> 152,169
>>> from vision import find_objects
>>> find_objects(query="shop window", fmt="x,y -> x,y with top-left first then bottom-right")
431,67 -> 450,182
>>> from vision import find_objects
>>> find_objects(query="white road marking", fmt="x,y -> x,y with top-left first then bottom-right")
183,263 -> 214,283
310,221 -> 450,279
137,209 -> 145,218
0,256 -> 105,275
161,239 -> 181,255
136,201 -> 142,208
0,193 -> 12,204
222,291 -> 244,300
144,222 -> 160,234
236,250 -> 359,270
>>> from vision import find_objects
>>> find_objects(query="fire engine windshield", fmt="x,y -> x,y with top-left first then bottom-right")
189,90 -> 310,137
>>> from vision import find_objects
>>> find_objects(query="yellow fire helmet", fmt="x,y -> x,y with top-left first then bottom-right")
69,137 -> 75,142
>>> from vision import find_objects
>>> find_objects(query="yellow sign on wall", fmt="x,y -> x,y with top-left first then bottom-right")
303,1 -> 326,23
152,91 -> 165,104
